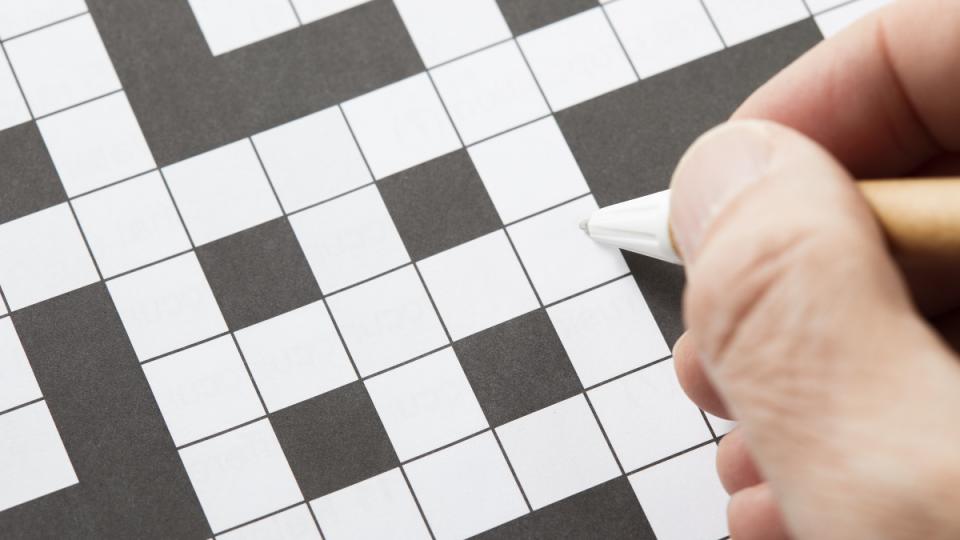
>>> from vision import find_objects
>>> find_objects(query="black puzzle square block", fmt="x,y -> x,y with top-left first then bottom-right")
270,381 -> 399,500
477,477 -> 655,539
0,122 -> 68,224
497,0 -> 596,36
378,150 -> 502,261
454,309 -> 582,426
557,19 -> 822,207
196,217 -> 321,330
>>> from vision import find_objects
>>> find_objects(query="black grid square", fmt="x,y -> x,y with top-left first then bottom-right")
270,381 -> 399,500
497,0 -> 596,36
196,217 -> 321,330
454,309 -> 581,426
477,477 -> 655,539
0,122 -> 67,224
378,150 -> 502,261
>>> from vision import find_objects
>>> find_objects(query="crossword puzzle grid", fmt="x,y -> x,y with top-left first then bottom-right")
0,0 -> 888,539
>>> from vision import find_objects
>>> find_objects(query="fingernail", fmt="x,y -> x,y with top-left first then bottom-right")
670,121 -> 774,261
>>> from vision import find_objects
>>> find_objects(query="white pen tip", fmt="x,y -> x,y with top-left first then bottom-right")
578,219 -> 589,232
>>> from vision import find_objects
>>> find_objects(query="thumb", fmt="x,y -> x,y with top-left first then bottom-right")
670,120 -> 960,539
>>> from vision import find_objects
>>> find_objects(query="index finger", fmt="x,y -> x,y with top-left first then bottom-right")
733,0 -> 960,177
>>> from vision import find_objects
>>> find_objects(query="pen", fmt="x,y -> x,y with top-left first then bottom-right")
581,178 -> 960,265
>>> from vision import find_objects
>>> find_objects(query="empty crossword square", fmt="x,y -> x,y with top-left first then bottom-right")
547,276 -> 669,387
508,196 -> 628,304
271,382 -> 399,499
0,401 -> 78,512
235,301 -> 356,413
179,419 -> 303,532
311,468 -> 431,540
107,252 -> 227,361
418,230 -> 538,340
197,218 -> 321,330
404,432 -> 528,539
702,0 -> 808,45
468,116 -> 589,224
326,266 -> 447,376
37,92 -> 156,197
605,0 -> 723,78
291,0 -> 372,24
0,54 -> 30,132
393,0 -> 511,67
378,150 -> 502,260
251,106 -> 372,213
0,0 -> 87,40
707,412 -> 736,437
0,317 -> 41,412
73,171 -> 191,278
218,504 -> 320,540
163,139 -> 282,247
588,359 -> 711,471
366,348 -> 488,461
496,395 -> 619,509
37,92 -> 155,197
143,335 -> 265,446
341,73 -> 461,179
290,185 -> 409,293
188,0 -> 299,56
806,0 -> 850,10
430,40 -> 549,145
629,444 -> 728,539
518,8 -> 636,111
0,124 -> 66,224
4,14 -> 120,117
0,203 -> 98,310
454,310 -> 582,426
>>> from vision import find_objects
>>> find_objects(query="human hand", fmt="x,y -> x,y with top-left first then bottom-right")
669,1 -> 960,538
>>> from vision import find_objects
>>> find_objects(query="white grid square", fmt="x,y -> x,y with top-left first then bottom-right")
405,432 -> 528,540
517,8 -> 637,111
163,139 -> 282,246
107,252 -> 227,361
0,401 -> 78,512
37,92 -> 155,197
143,335 -> 265,446
507,196 -> 628,304
430,40 -> 548,145
252,106 -> 372,213
0,203 -> 98,310
702,0 -> 808,46
629,444 -> 728,540
815,0 -> 890,37
291,0 -> 372,24
706,412 -> 736,437
326,266 -> 447,377
547,276 -> 669,387
806,0 -> 850,11
218,504 -> 321,540
311,468 -> 431,540
341,73 -> 461,179
0,317 -> 41,412
366,348 -> 487,461
496,395 -> 619,509
290,185 -> 409,294
0,52 -> 30,131
605,0 -> 723,78
4,14 -> 119,117
235,301 -> 356,412
418,230 -> 538,341
588,359 -> 711,471
73,171 -> 191,278
0,0 -> 87,41
468,116 -> 588,223
393,0 -> 511,67
188,0 -> 299,56
179,419 -> 303,532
